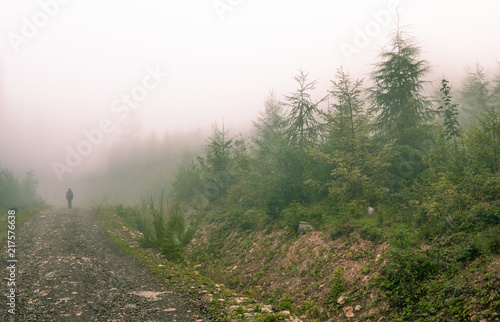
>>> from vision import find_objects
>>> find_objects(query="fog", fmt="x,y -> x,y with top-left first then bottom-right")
0,0 -> 499,205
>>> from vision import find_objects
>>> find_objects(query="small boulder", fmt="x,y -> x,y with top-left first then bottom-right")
343,306 -> 354,318
43,271 -> 56,279
124,304 -> 137,309
297,221 -> 313,236
261,304 -> 273,313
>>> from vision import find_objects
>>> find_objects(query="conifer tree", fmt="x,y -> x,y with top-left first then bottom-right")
327,67 -> 368,145
198,122 -> 234,199
460,63 -> 490,122
438,79 -> 462,152
467,107 -> 500,173
370,25 -> 433,150
491,66 -> 500,108
252,91 -> 286,156
282,70 -> 326,149
251,91 -> 306,216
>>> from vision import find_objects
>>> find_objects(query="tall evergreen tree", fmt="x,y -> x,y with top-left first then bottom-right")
198,122 -> 234,199
307,68 -> 393,206
327,67 -> 368,145
282,70 -> 326,149
252,90 -> 286,156
467,107 -> 500,173
438,79 -> 462,151
370,25 -> 433,150
459,63 -> 490,122
250,91 -> 306,216
491,65 -> 500,108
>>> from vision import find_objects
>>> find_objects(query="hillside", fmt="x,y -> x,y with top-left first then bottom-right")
96,194 -> 500,321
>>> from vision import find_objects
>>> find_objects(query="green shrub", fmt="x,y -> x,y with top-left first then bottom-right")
326,268 -> 345,304
454,241 -> 482,262
160,203 -> 197,261
343,200 -> 365,219
329,220 -> 355,240
161,235 -> 184,261
282,202 -> 306,233
277,294 -> 294,310
477,227 -> 500,254
136,194 -> 197,261
237,209 -> 269,231
382,227 -> 438,307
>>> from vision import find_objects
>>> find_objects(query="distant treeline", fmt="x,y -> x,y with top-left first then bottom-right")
0,167 -> 45,210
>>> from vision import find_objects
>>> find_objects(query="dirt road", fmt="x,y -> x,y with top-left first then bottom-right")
1,208 -> 212,321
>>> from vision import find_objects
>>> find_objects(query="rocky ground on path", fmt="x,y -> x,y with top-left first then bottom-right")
1,207 -> 214,321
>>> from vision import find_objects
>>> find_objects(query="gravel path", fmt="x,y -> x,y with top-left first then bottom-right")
1,208 -> 212,321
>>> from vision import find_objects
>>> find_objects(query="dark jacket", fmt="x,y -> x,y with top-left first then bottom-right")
66,189 -> 73,201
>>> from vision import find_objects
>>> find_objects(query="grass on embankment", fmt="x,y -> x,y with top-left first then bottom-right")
95,206 -> 295,321
94,200 -> 500,321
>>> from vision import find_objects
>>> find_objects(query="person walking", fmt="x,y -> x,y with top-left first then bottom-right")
66,188 -> 74,209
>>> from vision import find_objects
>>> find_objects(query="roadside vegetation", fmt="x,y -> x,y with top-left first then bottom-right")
93,25 -> 500,321
0,166 -> 47,236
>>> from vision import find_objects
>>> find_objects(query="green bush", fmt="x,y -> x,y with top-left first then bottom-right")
161,235 -> 184,261
136,194 -> 197,261
343,200 -> 365,219
360,224 -> 384,243
381,227 -> 439,307
137,194 -> 166,248
237,209 -> 269,231
454,241 -> 482,262
160,204 -> 197,261
282,202 -> 306,233
477,227 -> 500,254
277,294 -> 294,310
326,268 -> 345,304
329,220 -> 355,240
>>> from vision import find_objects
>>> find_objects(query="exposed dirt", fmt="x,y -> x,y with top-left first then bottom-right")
1,208 -> 212,321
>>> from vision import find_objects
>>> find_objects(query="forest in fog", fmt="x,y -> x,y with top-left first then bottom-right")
1,1 -> 500,319
57,26 -> 500,211
2,21 -> 500,233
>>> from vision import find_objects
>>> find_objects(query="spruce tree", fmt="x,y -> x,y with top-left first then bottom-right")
438,79 -> 462,151
252,91 -> 286,156
459,63 -> 490,122
198,122 -> 234,199
252,91 -> 307,216
282,69 -> 326,149
467,107 -> 500,173
491,65 -> 500,108
327,67 -> 367,145
370,25 -> 433,150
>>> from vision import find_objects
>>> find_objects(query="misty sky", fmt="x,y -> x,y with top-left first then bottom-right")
0,0 -> 499,200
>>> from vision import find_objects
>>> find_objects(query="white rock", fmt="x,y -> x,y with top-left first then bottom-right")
124,304 -> 137,309
343,306 -> 354,318
261,304 -> 273,313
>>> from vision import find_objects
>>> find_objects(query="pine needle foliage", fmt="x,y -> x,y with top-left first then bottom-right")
370,25 -> 433,149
